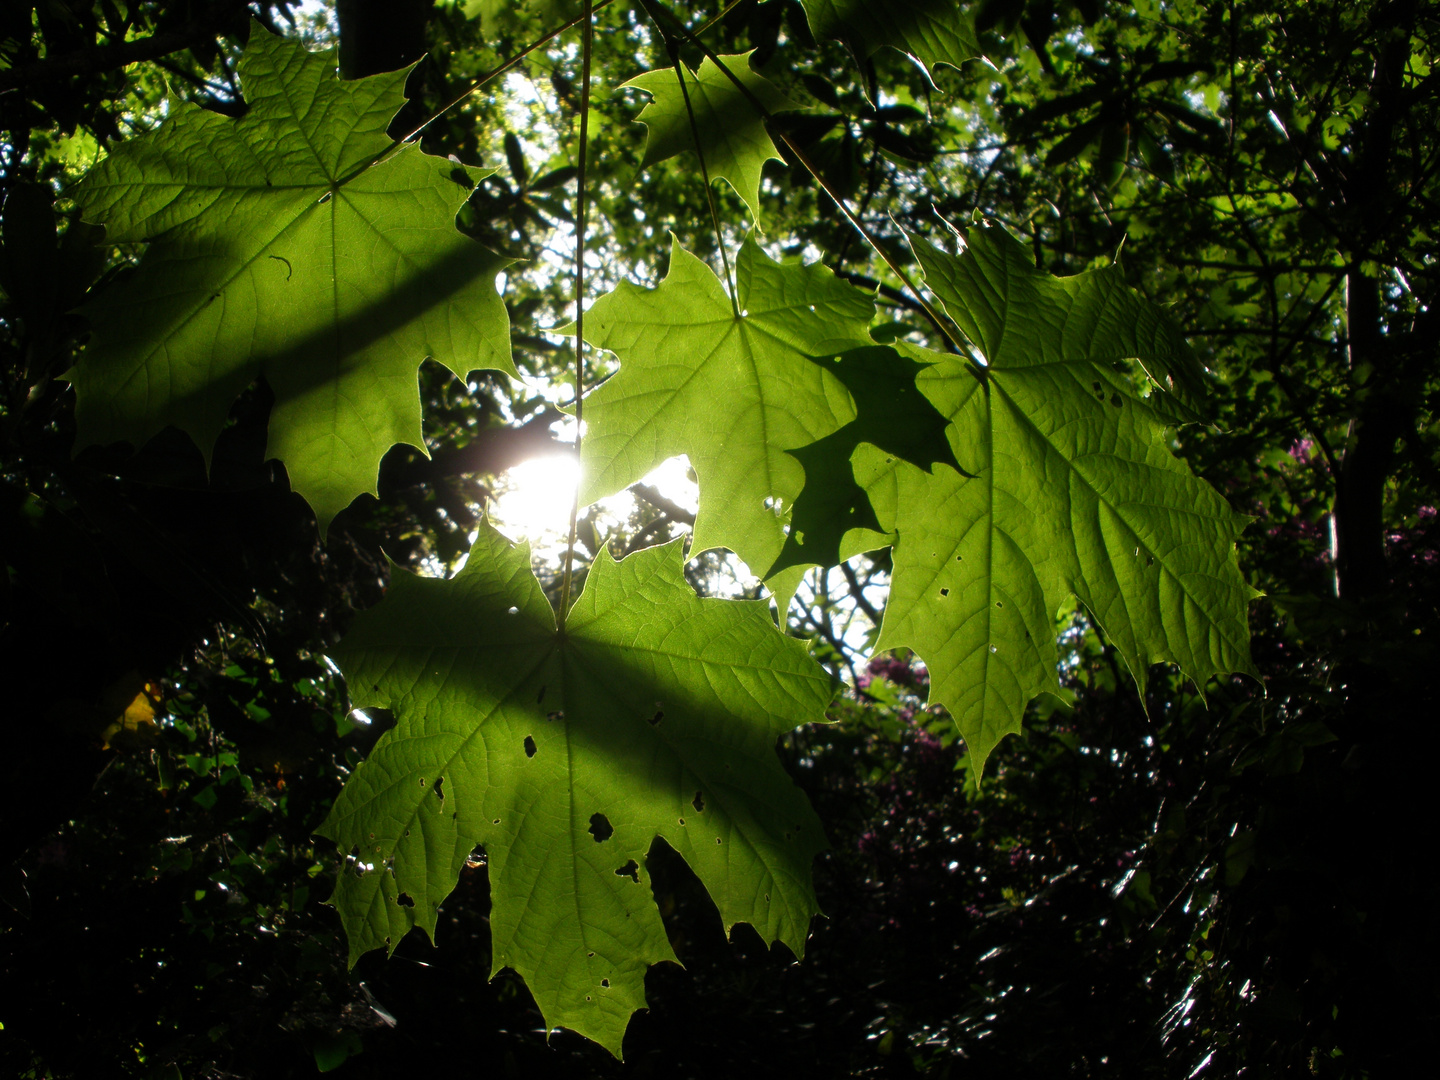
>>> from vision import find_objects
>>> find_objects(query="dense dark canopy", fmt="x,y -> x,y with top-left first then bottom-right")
1,1 -> 1436,1075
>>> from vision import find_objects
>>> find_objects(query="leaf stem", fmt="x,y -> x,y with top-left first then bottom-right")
639,0 -> 737,313
558,0 -> 595,630
334,2 -> 616,189
397,0 -> 615,147
639,0 -> 973,362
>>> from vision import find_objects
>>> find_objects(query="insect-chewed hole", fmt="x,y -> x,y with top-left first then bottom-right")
507,606 -> 519,615
523,735 -> 537,758
649,709 -> 664,726
547,710 -> 564,722
939,588 -> 950,597
614,859 -> 640,883
692,791 -> 705,813
589,813 -> 614,843
601,979 -> 610,988
396,892 -> 415,908
433,776 -> 444,800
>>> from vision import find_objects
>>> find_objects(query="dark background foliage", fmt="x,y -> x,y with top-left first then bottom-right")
2,1 -> 1437,1076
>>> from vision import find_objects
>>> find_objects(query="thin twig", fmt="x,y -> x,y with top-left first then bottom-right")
640,0 -> 974,365
630,482 -> 696,526
558,0 -> 595,629
335,1 -> 616,188
396,0 -> 616,146
639,0 -> 736,310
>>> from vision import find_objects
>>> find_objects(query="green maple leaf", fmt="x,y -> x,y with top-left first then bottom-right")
862,225 -> 1258,778
768,345 -> 959,577
579,235 -> 876,588
624,52 -> 804,225
68,25 -> 515,531
318,524 -> 832,1055
799,0 -> 982,78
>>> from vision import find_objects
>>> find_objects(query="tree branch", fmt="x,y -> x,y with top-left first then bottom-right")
0,2 -> 252,93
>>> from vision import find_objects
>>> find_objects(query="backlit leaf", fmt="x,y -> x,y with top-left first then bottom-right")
799,0 -> 983,79
579,235 -> 876,584
68,25 -> 515,531
864,225 -> 1257,778
318,524 -> 832,1056
623,52 -> 805,225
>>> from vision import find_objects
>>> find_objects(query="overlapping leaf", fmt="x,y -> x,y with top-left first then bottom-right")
799,0 -> 982,78
862,225 -> 1257,777
768,345 -> 959,577
623,52 -> 804,224
318,524 -> 832,1055
69,26 -> 514,530
579,236 -> 876,584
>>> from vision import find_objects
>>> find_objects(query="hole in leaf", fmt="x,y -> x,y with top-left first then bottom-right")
995,601 -> 1003,608
716,837 -> 722,844
507,606 -> 519,615
1111,393 -> 1122,407
589,813 -> 614,843
692,791 -> 705,813
1146,555 -> 1155,566
319,191 -> 333,204
990,645 -> 998,653
419,777 -> 426,787
679,818 -> 685,826
649,710 -> 664,725
764,893 -> 770,903
587,951 -> 595,957
601,979 -> 610,988
536,685 -> 547,703
614,860 -> 640,883
547,710 -> 564,721
492,818 -> 501,825
523,735 -> 537,758
434,776 -> 444,800
794,531 -> 805,546
1092,380 -> 1103,393
939,588 -> 949,597
396,892 -> 415,908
